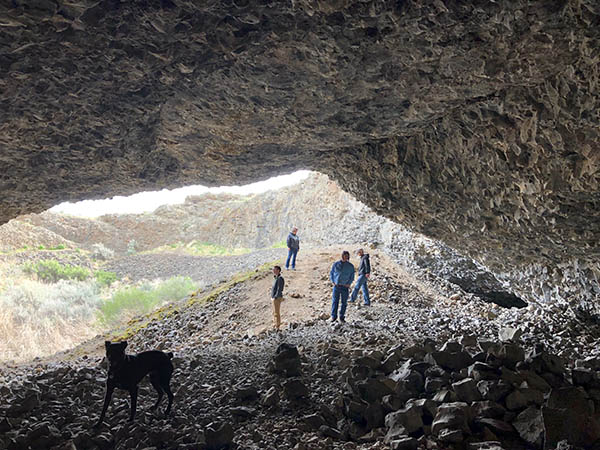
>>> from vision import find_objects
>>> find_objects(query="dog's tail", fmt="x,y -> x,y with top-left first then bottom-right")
167,352 -> 174,359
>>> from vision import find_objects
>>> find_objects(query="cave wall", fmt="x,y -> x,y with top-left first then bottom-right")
1,0 -> 599,304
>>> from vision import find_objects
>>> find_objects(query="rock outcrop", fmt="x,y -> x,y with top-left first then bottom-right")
1,2 -> 599,309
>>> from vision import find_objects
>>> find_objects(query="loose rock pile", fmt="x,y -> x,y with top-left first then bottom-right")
3,331 -> 600,449
2,249 -> 600,449
325,335 -> 600,449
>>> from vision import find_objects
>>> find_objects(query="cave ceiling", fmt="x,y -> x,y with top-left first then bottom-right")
1,0 -> 599,297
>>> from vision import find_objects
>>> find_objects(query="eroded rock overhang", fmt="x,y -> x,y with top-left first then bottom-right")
1,1 -> 599,303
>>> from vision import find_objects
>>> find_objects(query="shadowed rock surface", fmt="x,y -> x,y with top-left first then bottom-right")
0,2 -> 599,305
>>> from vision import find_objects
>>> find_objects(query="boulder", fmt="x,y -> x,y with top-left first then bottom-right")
496,344 -> 525,368
431,402 -> 470,437
433,390 -> 457,403
543,387 -> 600,449
471,401 -> 506,419
363,402 -> 385,431
519,370 -> 551,393
452,378 -> 482,403
505,388 -> 544,411
356,378 -> 393,403
425,377 -> 446,393
205,422 -> 234,450
571,368 -> 594,387
425,351 -> 473,371
498,327 -> 522,342
273,343 -> 302,377
468,362 -> 498,381
385,403 -> 424,435
382,394 -> 406,412
527,352 -> 565,377
477,380 -> 512,402
406,398 -> 438,423
512,406 -> 543,448
283,380 -> 309,400
233,385 -> 259,403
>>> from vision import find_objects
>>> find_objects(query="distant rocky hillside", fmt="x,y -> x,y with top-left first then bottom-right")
17,174 -> 389,253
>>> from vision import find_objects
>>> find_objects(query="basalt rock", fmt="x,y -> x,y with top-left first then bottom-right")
0,1 -> 599,310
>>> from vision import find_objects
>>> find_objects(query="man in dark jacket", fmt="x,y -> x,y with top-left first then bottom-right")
350,248 -> 371,306
285,227 -> 300,270
271,265 -> 285,330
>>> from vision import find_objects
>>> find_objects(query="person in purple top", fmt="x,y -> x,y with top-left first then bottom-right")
350,248 -> 371,306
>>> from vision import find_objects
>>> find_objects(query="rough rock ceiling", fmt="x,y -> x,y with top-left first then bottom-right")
1,0 -> 599,302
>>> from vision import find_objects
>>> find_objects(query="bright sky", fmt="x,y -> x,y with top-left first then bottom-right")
50,170 -> 311,218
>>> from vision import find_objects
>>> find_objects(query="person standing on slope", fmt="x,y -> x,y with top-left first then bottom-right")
350,248 -> 371,306
271,265 -> 285,330
285,227 -> 300,270
329,251 -> 355,323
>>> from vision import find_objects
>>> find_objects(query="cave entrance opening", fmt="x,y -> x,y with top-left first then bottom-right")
0,170 -> 524,365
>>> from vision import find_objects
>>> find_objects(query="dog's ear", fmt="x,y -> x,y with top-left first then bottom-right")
105,340 -> 111,349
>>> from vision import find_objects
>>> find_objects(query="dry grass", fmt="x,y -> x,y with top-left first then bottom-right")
0,308 -> 100,363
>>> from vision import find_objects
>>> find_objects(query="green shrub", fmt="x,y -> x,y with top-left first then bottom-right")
271,239 -> 287,248
153,276 -> 198,302
22,259 -> 90,283
97,276 -> 198,326
38,245 -> 45,250
95,270 -> 118,287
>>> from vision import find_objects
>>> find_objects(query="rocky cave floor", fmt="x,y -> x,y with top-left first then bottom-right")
2,248 -> 600,450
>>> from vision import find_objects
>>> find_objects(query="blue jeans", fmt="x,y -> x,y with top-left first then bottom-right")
331,285 -> 349,320
351,275 -> 370,305
286,248 -> 298,269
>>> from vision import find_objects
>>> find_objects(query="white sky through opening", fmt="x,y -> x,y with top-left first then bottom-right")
50,170 -> 312,218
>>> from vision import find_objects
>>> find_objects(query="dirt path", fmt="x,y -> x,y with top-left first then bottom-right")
202,246 -> 442,337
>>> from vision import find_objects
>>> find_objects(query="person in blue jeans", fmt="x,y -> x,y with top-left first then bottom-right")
285,227 -> 300,270
329,251 -> 355,323
350,248 -> 371,306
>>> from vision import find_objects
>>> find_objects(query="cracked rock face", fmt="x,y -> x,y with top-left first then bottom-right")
0,1 -> 599,302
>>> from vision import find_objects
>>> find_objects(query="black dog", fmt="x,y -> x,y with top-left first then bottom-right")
95,340 -> 174,426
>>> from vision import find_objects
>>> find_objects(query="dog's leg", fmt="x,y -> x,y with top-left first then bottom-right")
95,383 -> 114,427
161,372 -> 174,417
128,386 -> 138,422
149,372 -> 164,410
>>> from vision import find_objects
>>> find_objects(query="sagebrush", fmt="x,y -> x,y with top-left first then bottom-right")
0,279 -> 101,362
22,259 -> 90,283
97,276 -> 198,326
91,243 -> 114,260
